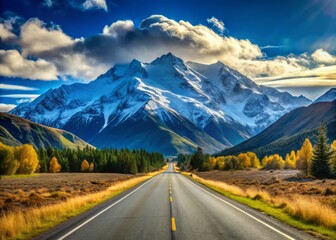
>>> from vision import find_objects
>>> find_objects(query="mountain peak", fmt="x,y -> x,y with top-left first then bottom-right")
126,59 -> 148,78
151,52 -> 184,65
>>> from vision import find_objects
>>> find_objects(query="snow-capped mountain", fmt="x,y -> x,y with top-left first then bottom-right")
314,88 -> 336,103
11,53 -> 311,155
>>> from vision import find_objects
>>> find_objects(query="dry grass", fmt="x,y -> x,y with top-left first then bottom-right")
286,196 -> 336,228
0,167 -> 166,240
0,172 -> 138,213
187,173 -> 336,232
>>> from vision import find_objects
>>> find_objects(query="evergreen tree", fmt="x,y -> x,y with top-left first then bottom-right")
190,147 -> 205,171
311,123 -> 332,178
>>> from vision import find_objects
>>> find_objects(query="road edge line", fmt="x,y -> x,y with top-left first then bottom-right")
185,176 -> 296,240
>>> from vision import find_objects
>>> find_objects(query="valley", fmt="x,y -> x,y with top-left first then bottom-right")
1,2 -> 336,240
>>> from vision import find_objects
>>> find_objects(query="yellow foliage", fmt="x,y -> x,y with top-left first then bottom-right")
0,142 -> 19,175
331,140 -> 336,150
285,151 -> 296,169
89,162 -> 94,172
262,154 -> 284,169
81,159 -> 89,172
209,157 -> 216,169
238,153 -> 250,168
247,152 -> 260,168
215,156 -> 225,170
15,144 -> 39,174
49,157 -> 61,173
297,138 -> 313,176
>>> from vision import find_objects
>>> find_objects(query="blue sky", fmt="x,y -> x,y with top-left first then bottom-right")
1,0 -> 336,111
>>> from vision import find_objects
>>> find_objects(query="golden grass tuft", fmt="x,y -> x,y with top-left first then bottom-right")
0,167 -> 166,240
286,195 -> 336,228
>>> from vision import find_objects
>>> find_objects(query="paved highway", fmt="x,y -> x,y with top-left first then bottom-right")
37,163 -> 317,240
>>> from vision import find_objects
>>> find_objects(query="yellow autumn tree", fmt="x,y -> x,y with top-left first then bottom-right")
15,144 -> 39,174
329,140 -> 336,177
296,138 -> 313,176
215,156 -> 225,170
0,142 -> 19,175
246,152 -> 260,168
331,140 -> 336,149
81,159 -> 89,172
89,162 -> 94,172
209,157 -> 217,169
262,154 -> 284,170
238,153 -> 250,169
49,157 -> 61,173
285,150 -> 296,169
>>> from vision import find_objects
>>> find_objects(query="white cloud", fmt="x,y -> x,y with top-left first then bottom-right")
0,23 -> 16,42
17,99 -> 32,104
207,16 -> 225,34
0,84 -> 39,91
0,49 -> 58,80
311,48 -> 336,64
19,18 -> 102,80
42,0 -> 55,8
20,19 -> 74,55
0,94 -> 40,99
1,14 -> 335,97
138,15 -> 262,62
0,103 -> 17,112
0,17 -> 18,43
82,0 -> 107,11
103,20 -> 134,37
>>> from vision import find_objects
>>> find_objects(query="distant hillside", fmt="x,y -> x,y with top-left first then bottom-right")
0,113 -> 93,149
314,88 -> 336,103
220,101 -> 336,158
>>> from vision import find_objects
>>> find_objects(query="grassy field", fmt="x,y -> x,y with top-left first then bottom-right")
187,170 -> 336,239
0,167 -> 166,240
0,172 -> 136,213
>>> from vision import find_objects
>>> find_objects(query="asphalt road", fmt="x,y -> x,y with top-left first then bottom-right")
37,163 -> 317,240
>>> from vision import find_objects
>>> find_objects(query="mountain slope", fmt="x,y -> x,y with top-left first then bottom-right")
314,88 -> 336,103
10,53 -> 310,155
221,101 -> 336,158
0,113 -> 92,150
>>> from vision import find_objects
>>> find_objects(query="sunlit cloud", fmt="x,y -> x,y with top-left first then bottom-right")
82,0 -> 107,11
207,16 -> 225,34
0,84 -> 39,91
0,14 -> 335,99
0,94 -> 40,99
0,49 -> 58,80
42,0 -> 54,8
260,45 -> 285,49
311,48 -> 336,64
0,103 -> 17,112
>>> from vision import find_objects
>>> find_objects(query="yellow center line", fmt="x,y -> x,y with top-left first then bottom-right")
170,196 -> 173,202
170,190 -> 172,194
171,218 -> 176,231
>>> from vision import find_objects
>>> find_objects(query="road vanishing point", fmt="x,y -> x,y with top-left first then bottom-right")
36,163 -> 317,240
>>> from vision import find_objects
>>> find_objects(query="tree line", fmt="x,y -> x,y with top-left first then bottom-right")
0,144 -> 165,175
178,123 -> 336,179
